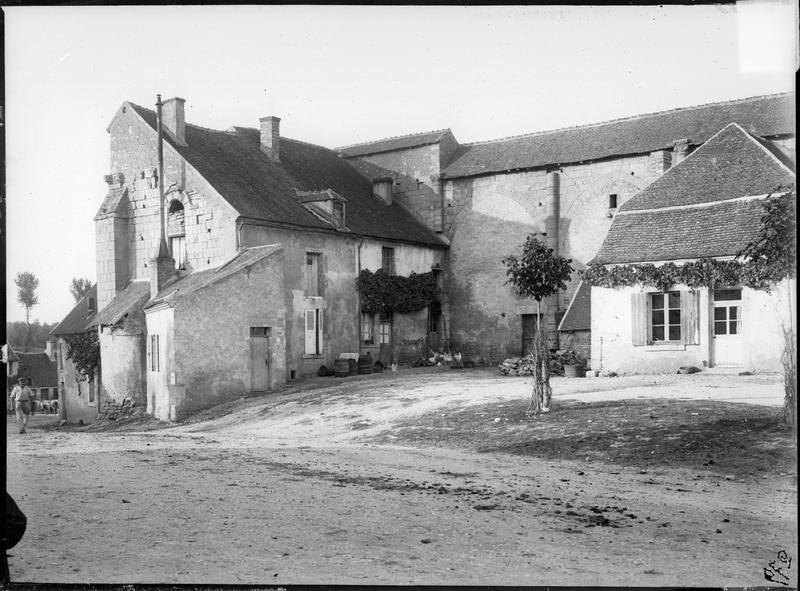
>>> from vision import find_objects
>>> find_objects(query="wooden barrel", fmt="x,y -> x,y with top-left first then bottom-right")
563,363 -> 585,378
334,358 -> 349,378
348,358 -> 358,376
358,355 -> 373,375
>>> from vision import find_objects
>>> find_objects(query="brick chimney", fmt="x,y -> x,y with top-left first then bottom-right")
149,253 -> 175,299
260,116 -> 281,162
372,177 -> 393,205
162,97 -> 187,146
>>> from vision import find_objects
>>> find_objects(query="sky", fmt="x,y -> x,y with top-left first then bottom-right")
3,3 -> 797,325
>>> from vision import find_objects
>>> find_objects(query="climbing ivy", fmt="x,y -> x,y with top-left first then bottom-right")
64,331 -> 100,381
581,190 -> 796,292
356,269 -> 437,315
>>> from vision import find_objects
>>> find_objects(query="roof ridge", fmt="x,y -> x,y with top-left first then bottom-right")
463,92 -> 794,148
336,128 -> 450,151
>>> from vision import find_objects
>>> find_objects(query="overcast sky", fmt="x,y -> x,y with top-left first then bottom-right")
3,3 -> 797,325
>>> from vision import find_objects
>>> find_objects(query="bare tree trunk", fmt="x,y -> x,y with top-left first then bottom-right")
528,300 -> 552,416
781,326 -> 796,427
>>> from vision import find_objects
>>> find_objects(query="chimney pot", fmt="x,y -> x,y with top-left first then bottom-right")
162,97 -> 187,146
260,116 -> 281,162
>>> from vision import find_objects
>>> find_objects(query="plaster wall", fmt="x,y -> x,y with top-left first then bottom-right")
55,335 -> 100,425
145,306 -> 174,421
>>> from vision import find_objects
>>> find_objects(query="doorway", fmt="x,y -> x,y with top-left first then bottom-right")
713,289 -> 743,366
521,314 -> 540,356
250,327 -> 272,392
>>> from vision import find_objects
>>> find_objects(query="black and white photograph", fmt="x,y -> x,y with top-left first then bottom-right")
3,4 -> 797,587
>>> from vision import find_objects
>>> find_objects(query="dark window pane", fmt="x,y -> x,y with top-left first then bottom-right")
730,307 -> 738,320
714,289 -> 742,301
668,292 -> 681,308
669,326 -> 681,341
714,307 -> 727,321
651,295 -> 664,310
729,321 -> 738,335
714,321 -> 727,335
652,310 -> 664,325
652,326 -> 665,341
668,310 -> 681,325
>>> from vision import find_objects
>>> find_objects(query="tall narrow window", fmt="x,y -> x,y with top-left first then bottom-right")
650,291 -> 681,342
382,247 -> 395,275
304,309 -> 324,355
361,313 -> 374,344
609,194 -> 618,209
429,301 -> 442,333
149,334 -> 160,371
304,253 -> 322,296
88,380 -> 96,405
379,311 -> 392,344
167,200 -> 187,270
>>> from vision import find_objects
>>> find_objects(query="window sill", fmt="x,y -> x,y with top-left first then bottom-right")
643,343 -> 686,352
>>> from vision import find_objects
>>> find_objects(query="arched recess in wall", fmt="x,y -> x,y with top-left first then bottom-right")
167,199 -> 187,270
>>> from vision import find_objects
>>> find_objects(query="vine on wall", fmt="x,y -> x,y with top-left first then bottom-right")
581,190 -> 796,292
356,269 -> 437,315
64,331 -> 100,381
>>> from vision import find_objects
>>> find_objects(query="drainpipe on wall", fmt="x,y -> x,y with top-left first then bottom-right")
155,95 -> 170,260
544,170 -> 561,349
356,236 -> 365,353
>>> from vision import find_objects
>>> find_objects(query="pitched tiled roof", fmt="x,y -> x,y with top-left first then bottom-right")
128,105 -> 446,249
442,93 -> 795,179
17,353 -> 58,387
146,245 -> 283,307
558,280 -> 591,332
338,129 -> 451,157
592,124 -> 796,265
91,281 -> 151,327
51,285 -> 97,336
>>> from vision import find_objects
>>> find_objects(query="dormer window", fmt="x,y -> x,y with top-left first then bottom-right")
295,189 -> 348,231
87,296 -> 96,316
608,193 -> 618,217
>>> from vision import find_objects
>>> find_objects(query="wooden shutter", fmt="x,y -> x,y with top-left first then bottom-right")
631,292 -> 648,346
681,290 -> 700,345
317,309 -> 324,353
304,310 -> 317,354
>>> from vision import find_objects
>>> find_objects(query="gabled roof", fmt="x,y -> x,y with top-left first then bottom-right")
91,280 -> 151,327
442,93 -> 795,179
558,280 -> 591,332
4,344 -> 19,363
145,245 -> 283,308
338,129 -> 451,157
592,124 -> 796,265
51,285 -> 98,336
16,353 -> 58,387
126,104 -> 446,249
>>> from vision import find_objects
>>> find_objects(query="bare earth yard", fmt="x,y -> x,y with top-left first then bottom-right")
6,368 -> 798,586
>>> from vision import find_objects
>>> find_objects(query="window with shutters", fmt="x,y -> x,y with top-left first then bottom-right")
361,313 -> 374,344
631,290 -> 699,346
304,253 -> 322,296
304,309 -> 324,355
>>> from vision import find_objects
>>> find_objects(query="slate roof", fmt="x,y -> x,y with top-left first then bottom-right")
16,353 -> 58,387
91,281 -> 151,327
145,245 -> 283,307
337,129 -> 451,157
442,93 -> 795,179
558,280 -> 591,332
51,285 -> 98,336
592,123 -> 796,265
127,104 -> 446,249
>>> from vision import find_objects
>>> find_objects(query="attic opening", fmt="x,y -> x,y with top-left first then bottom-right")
167,199 -> 187,270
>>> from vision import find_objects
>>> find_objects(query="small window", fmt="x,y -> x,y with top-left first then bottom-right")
88,297 -> 96,315
382,247 -> 395,275
250,327 -> 271,338
40,387 -> 49,400
429,301 -> 441,333
304,253 -> 322,296
88,380 -> 96,405
379,311 -> 392,344
149,334 -> 160,372
650,291 -> 681,342
171,236 -> 187,270
53,387 -> 59,400
609,194 -> 618,209
714,288 -> 742,301
361,313 -> 374,344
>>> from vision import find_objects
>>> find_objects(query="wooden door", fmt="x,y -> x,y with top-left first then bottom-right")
712,289 -> 743,366
522,314 -> 539,356
250,327 -> 272,392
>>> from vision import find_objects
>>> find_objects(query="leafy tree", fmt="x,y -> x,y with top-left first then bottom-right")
503,235 -> 574,415
6,321 -> 57,350
69,278 -> 93,302
15,272 -> 39,352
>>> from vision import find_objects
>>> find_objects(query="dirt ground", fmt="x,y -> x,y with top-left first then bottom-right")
5,368 -> 798,586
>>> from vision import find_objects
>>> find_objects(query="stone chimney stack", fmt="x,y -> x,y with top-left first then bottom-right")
672,138 -> 690,166
372,177 -> 393,205
162,97 -> 187,146
260,116 -> 281,162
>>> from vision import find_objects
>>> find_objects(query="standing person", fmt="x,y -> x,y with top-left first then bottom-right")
9,378 -> 33,434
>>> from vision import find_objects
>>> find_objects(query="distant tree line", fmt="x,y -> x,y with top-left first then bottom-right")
5,321 -> 58,351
